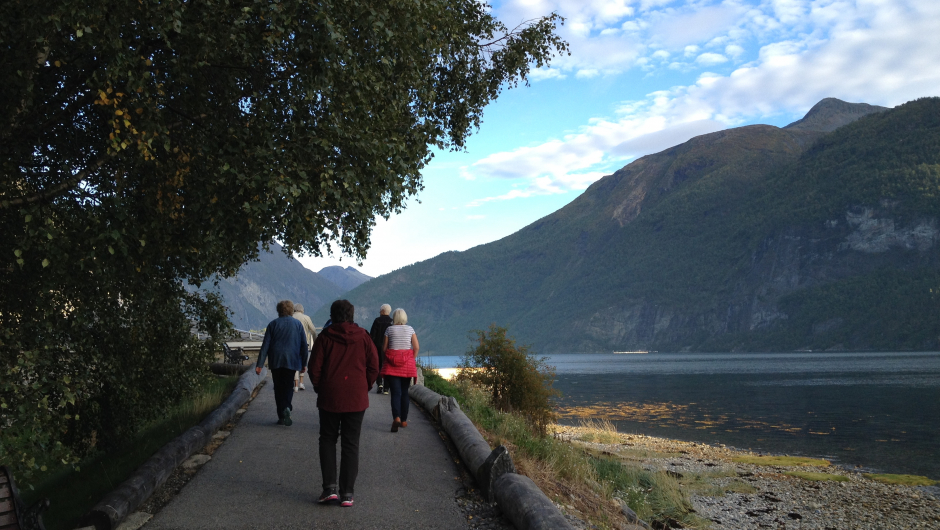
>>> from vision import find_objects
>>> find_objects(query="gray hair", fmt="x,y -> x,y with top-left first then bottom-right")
294,303 -> 305,313
392,308 -> 408,325
380,304 -> 391,315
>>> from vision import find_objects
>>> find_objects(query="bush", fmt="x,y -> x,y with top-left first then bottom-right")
456,325 -> 558,435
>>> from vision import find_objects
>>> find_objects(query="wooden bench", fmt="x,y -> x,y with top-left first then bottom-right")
0,466 -> 49,530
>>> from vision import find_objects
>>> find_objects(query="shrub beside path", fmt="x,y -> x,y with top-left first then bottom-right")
143,374 -> 471,530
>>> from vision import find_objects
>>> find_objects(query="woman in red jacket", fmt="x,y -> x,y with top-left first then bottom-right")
380,308 -> 419,432
308,300 -> 378,507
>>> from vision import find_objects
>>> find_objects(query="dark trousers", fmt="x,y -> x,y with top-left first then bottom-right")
271,368 -> 295,419
386,376 -> 411,421
376,351 -> 385,388
319,409 -> 365,495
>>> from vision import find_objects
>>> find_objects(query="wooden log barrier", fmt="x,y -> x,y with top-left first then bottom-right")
440,397 -> 493,482
408,384 -> 443,420
494,473 -> 575,530
479,445 -> 516,503
80,368 -> 266,530
409,384 -> 568,520
208,362 -> 252,376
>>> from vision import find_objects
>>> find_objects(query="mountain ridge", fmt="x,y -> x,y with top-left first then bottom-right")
314,97 -> 940,354
193,244 -> 369,331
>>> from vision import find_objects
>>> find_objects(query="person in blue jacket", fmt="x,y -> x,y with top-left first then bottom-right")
255,300 -> 308,425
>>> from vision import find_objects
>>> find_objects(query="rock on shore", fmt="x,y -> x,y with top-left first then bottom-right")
554,428 -> 940,529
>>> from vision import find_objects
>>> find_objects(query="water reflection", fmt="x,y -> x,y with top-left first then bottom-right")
426,352 -> 940,478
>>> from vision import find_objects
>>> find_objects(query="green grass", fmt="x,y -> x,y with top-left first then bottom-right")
863,473 -> 938,486
677,470 -> 756,497
731,455 -> 830,467
21,375 -> 239,530
784,471 -> 849,482
423,372 -> 703,529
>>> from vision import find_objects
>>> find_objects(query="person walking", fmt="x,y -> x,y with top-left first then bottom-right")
292,303 -> 318,392
308,300 -> 378,507
369,304 -> 393,394
255,300 -> 308,426
380,308 -> 418,432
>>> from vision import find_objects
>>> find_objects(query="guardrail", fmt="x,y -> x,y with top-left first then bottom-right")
409,379 -> 575,530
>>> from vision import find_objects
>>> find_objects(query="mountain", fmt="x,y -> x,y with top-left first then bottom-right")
318,265 -> 373,292
195,243 -> 346,331
315,97 -> 940,354
783,97 -> 886,133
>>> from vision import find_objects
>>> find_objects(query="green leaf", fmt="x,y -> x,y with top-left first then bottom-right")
41,259 -> 50,267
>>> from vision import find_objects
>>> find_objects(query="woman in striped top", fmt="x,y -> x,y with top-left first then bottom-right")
381,308 -> 419,432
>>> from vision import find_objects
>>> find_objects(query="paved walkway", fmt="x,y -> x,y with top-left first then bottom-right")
145,374 -> 471,529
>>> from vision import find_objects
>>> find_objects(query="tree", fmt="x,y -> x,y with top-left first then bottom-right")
0,0 -> 567,482
457,325 -> 558,435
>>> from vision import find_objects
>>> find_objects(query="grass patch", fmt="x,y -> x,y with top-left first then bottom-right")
784,471 -> 849,482
724,479 -> 759,494
732,455 -> 830,467
677,470 -> 755,497
420,363 -> 463,399
430,378 -> 703,529
863,473 -> 938,486
577,419 -> 622,445
21,375 -> 240,530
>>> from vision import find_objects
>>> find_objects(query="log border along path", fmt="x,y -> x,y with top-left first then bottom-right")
80,368 -> 576,530
137,370 -> 471,530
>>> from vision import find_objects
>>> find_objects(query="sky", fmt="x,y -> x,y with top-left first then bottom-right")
298,0 -> 940,278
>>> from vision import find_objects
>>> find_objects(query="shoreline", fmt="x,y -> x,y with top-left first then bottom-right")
554,425 -> 940,529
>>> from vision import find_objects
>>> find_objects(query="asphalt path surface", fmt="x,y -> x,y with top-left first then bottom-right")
145,374 -> 471,529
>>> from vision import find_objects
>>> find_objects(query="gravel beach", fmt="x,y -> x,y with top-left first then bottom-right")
555,427 -> 940,529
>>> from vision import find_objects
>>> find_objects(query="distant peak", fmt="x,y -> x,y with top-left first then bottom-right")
317,265 -> 372,292
784,98 -> 888,133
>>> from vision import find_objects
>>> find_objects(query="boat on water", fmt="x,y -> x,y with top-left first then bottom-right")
612,350 -> 653,354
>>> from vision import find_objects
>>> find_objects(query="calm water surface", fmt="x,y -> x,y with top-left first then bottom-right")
426,352 -> 940,478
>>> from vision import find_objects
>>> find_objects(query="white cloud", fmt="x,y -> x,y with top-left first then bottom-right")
576,68 -> 601,78
651,5 -> 744,48
611,120 -> 726,157
696,52 -> 729,65
725,43 -> 745,58
462,0 -> 940,205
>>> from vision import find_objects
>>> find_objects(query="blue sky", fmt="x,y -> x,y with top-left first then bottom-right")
299,0 -> 940,277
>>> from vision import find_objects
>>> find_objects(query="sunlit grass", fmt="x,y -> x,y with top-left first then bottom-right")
22,376 -> 239,530
784,471 -> 849,482
731,455 -> 830,467
863,473 -> 937,486
423,373 -> 706,529
577,418 -> 622,445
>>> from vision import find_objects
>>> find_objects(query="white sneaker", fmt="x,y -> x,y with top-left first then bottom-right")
299,383 -> 306,390
293,386 -> 298,392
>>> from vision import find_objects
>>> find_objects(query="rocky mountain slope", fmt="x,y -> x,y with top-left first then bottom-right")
318,265 -> 372,291
195,243 -> 364,331
316,97 -> 940,354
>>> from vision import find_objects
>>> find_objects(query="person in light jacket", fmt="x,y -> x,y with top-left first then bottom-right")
308,299 -> 378,507
292,303 -> 318,391
255,300 -> 308,426
381,308 -> 419,432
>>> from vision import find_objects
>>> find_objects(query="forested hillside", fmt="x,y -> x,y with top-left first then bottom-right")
317,98 -> 940,354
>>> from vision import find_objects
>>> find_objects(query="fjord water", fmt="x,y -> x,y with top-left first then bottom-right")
427,352 -> 940,479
